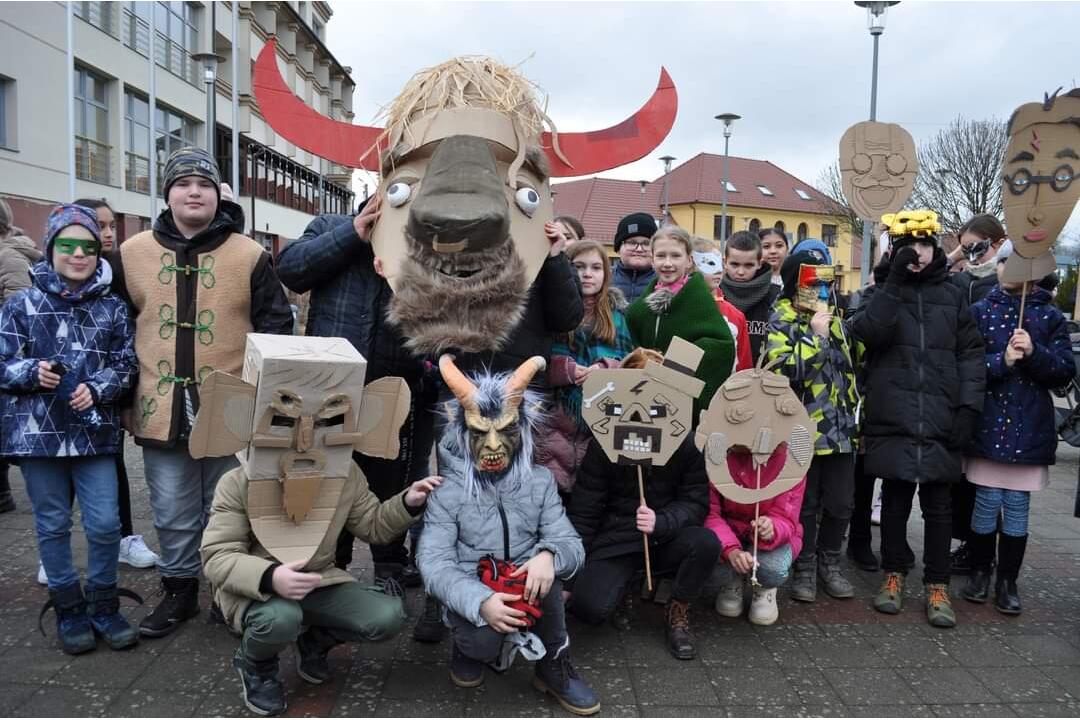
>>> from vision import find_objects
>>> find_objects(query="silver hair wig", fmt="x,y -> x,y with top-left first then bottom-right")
442,367 -> 546,499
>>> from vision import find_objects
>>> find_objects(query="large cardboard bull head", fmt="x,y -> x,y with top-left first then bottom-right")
580,338 -> 704,468
695,365 -> 815,505
191,334 -> 410,564
253,40 -> 677,355
1001,89 -> 1080,283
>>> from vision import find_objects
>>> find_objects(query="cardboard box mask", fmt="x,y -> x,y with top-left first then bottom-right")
694,365 -> 816,505
839,121 -> 918,222
580,337 -> 705,467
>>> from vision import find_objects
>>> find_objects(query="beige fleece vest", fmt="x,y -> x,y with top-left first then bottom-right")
121,230 -> 264,443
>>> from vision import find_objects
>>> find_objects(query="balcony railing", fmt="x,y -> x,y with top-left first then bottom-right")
125,151 -> 150,194
121,8 -> 199,86
75,137 -> 113,185
74,2 -> 119,39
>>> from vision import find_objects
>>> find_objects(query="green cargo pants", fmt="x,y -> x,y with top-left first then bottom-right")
241,581 -> 406,662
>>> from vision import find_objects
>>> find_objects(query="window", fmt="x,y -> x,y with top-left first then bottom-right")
713,215 -> 736,240
822,224 -> 838,248
0,76 -> 12,150
797,223 -> 809,242
123,2 -> 199,85
74,66 -> 111,184
794,188 -> 813,201
756,185 -> 774,196
773,221 -> 785,235
723,181 -> 738,192
748,218 -> 761,233
312,18 -> 325,40
155,104 -> 197,185
73,2 -> 118,38
124,91 -> 151,193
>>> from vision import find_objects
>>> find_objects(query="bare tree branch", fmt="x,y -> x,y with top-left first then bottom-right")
814,162 -> 863,237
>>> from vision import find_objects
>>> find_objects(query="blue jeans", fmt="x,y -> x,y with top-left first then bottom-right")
142,445 -> 239,577
712,543 -> 794,589
972,486 -> 1031,537
22,456 -> 120,590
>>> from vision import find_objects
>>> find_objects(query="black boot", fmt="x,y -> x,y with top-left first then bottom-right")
38,582 -> 96,655
960,531 -> 996,603
232,648 -> 286,716
0,461 -> 14,513
533,642 -> 601,716
994,533 -> 1027,615
294,626 -> 339,685
139,576 -> 200,638
413,594 -> 445,643
86,585 -> 143,650
846,540 -> 880,571
664,599 -> 695,660
949,542 -> 975,575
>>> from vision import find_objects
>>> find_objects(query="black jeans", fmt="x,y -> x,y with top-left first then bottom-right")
849,454 -> 874,547
335,377 -> 437,570
571,526 -> 721,624
950,475 -> 977,543
449,580 -> 567,661
799,452 -> 855,560
880,478 -> 952,584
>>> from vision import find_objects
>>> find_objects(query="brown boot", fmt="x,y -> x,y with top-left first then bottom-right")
664,599 -> 695,660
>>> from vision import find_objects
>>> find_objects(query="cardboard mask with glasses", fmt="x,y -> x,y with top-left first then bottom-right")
839,121 -> 918,222
580,337 -> 704,467
190,334 -> 410,564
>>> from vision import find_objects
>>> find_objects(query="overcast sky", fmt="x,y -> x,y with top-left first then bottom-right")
326,0 -> 1080,232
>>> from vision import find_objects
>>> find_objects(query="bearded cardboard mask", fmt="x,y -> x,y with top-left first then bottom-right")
190,334 -> 410,564
1001,89 -> 1080,282
839,121 -> 918,221
581,338 -> 705,467
694,365 -> 815,505
252,41 -> 677,355
795,264 -> 835,314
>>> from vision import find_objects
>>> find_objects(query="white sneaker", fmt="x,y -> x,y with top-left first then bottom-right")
119,535 -> 160,569
871,489 -> 883,526
714,577 -> 744,618
749,587 -> 779,626
36,561 -> 47,586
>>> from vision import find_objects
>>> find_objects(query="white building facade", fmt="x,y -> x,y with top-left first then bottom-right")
0,1 -> 356,254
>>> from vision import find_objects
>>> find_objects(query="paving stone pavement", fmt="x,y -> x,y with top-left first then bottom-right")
1,442 -> 1080,717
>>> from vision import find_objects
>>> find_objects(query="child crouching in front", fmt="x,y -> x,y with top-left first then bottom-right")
961,243 -> 1075,615
707,451 -> 805,625
0,204 -> 138,655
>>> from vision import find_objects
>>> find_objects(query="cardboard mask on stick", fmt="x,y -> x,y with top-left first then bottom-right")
794,264 -> 835,315
191,334 -> 411,565
839,121 -> 918,222
1001,89 -> 1080,283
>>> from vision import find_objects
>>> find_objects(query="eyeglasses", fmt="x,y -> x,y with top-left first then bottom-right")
53,237 -> 101,256
1004,164 -> 1074,195
622,240 -> 649,251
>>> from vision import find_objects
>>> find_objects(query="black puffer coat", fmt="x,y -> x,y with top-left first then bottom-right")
568,436 -> 709,561
850,250 -> 985,484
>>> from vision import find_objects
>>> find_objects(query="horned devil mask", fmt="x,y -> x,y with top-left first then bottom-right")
694,365 -> 815,505
190,334 -> 411,564
580,338 -> 705,467
438,354 -> 545,496
253,41 -> 677,355
1001,89 -> 1080,283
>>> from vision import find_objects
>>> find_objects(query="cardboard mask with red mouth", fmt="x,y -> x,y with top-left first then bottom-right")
580,337 -> 705,467
694,365 -> 815,505
1001,89 -> 1080,283
839,121 -> 918,222
795,264 -> 835,314
189,334 -> 410,564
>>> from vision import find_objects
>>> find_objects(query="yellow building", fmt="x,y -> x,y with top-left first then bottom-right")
555,153 -> 860,291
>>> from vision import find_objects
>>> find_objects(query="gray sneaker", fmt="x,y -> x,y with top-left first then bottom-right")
818,551 -> 855,599
789,557 -> 817,603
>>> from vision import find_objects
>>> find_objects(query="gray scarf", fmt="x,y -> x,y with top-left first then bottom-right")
721,269 -> 774,313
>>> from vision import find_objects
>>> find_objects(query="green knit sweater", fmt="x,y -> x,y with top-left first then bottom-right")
625,271 -> 736,420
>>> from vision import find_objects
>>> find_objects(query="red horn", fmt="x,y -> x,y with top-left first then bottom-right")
542,68 -> 678,178
253,38 -> 384,170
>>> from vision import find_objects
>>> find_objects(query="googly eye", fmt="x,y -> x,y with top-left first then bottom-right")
514,186 -> 541,217
386,182 -> 412,208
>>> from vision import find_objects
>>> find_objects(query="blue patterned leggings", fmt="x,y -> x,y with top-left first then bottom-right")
971,486 -> 1030,537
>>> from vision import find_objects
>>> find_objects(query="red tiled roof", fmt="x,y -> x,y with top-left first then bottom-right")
554,153 -> 834,246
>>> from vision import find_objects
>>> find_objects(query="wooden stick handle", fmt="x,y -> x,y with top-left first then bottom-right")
637,465 -> 653,593
1017,281 -> 1028,331
750,465 -> 762,587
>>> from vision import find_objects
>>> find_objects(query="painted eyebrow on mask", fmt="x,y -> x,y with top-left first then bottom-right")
1056,148 -> 1079,159
1010,151 -> 1036,162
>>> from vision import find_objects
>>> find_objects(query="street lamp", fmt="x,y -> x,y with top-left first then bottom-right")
659,155 -> 676,221
854,1 -> 899,284
715,113 -> 740,244
192,52 -> 226,161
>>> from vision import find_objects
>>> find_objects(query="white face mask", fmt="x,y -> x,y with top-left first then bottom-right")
692,250 -> 723,277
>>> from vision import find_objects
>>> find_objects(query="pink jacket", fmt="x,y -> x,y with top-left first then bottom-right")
705,474 -> 806,562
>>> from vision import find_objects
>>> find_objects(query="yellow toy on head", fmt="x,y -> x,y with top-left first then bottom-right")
881,210 -> 942,240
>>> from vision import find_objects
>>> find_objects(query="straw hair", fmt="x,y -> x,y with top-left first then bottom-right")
371,56 -> 563,169
566,240 -> 618,346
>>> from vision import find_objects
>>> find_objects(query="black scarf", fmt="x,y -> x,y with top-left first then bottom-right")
720,266 -> 774,314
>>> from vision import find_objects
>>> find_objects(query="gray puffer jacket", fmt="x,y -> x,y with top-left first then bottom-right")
416,436 -> 584,627
0,232 -> 43,301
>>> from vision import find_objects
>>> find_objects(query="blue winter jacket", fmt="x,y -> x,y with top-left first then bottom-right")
968,286 -> 1075,466
0,260 -> 137,457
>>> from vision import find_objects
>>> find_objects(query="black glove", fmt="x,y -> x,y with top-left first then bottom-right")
887,246 -> 919,286
873,252 -> 891,286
